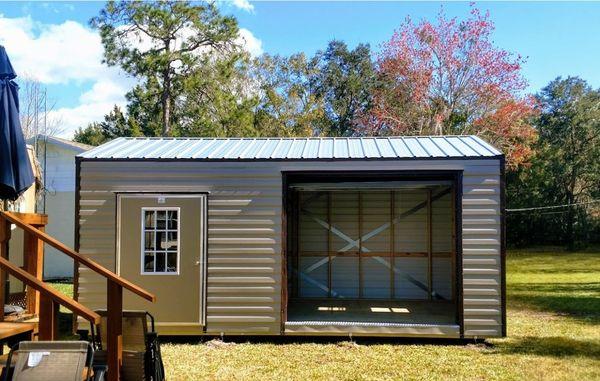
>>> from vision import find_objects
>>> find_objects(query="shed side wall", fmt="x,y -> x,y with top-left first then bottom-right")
77,159 -> 501,337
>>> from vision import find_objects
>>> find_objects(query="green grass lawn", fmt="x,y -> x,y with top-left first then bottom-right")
49,250 -> 600,380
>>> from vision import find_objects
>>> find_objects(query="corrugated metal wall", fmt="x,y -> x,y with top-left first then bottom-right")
77,158 -> 502,337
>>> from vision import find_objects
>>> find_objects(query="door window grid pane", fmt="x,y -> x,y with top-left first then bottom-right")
142,209 -> 179,274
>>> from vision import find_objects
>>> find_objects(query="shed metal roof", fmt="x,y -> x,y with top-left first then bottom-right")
79,136 -> 502,160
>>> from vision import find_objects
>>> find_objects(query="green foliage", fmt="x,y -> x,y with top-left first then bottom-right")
248,41 -> 376,137
313,40 -> 376,136
74,106 -> 142,146
91,0 -> 241,136
507,77 -> 600,248
250,53 -> 323,136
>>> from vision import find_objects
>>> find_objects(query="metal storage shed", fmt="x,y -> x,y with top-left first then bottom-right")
75,136 -> 505,339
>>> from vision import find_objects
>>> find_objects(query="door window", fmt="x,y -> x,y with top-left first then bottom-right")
141,208 -> 180,274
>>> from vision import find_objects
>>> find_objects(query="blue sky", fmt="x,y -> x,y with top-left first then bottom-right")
1,1 -> 599,137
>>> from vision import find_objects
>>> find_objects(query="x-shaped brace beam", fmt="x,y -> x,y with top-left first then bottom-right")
297,188 -> 451,300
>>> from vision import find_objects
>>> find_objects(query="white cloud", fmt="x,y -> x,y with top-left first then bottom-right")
50,74 -> 135,138
0,15 -> 108,84
0,14 -> 132,138
0,14 -> 262,137
232,0 -> 254,13
237,28 -> 263,57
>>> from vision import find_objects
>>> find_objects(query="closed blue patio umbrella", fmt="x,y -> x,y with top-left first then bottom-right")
0,45 -> 34,201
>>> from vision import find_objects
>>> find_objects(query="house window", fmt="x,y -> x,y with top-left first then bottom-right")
141,208 -> 179,274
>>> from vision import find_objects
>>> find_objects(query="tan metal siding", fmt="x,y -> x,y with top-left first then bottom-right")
77,159 -> 502,338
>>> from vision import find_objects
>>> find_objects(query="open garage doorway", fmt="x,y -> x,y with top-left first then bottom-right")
284,172 -> 461,329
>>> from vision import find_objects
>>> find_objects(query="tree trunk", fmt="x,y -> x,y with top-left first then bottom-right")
565,169 -> 577,250
161,70 -> 171,136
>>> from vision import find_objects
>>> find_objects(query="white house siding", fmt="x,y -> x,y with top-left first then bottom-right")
77,158 -> 503,338
41,143 -> 85,279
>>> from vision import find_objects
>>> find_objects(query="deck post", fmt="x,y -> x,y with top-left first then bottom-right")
38,294 -> 58,340
107,281 -> 123,381
24,225 -> 45,314
0,217 -> 10,322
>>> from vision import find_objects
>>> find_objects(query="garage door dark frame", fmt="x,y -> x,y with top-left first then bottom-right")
281,170 -> 464,335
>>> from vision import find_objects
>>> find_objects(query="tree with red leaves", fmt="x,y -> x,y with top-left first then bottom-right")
362,7 -> 537,168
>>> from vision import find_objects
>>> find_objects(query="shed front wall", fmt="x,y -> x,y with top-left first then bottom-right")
76,158 -> 503,338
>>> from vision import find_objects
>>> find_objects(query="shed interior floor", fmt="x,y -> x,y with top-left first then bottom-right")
287,299 -> 457,325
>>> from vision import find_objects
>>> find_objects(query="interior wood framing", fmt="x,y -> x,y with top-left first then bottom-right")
289,182 -> 456,302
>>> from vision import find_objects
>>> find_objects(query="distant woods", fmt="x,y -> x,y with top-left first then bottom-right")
74,2 -> 536,167
508,77 -> 599,249
73,1 -> 599,248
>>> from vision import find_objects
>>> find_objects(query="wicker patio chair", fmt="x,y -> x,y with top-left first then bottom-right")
90,310 -> 164,381
1,341 -> 106,381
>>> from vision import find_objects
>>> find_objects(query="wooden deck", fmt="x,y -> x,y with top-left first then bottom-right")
0,322 -> 35,342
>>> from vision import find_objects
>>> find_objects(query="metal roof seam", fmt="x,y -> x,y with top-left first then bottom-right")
83,137 -> 126,158
235,138 -> 256,159
222,139 -> 245,159
175,138 -> 202,159
444,138 -> 466,156
428,137 -> 448,157
254,138 -> 272,159
415,138 -> 432,157
386,137 -> 401,157
269,139 -> 283,159
189,139 -> 218,159
79,136 -> 501,160
400,138 -> 414,157
469,135 -> 498,156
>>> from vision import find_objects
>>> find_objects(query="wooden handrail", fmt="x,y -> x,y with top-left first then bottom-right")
0,256 -> 100,324
0,211 -> 155,302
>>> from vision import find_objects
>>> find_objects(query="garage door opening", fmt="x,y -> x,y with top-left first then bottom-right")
285,174 -> 460,328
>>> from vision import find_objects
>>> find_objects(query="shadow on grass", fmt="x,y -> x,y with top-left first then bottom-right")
509,283 -> 600,323
510,282 -> 599,293
496,336 -> 600,359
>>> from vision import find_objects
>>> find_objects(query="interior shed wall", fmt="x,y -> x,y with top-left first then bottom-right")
295,188 -> 454,300
76,158 -> 502,337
